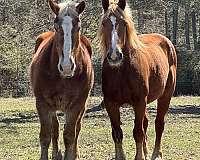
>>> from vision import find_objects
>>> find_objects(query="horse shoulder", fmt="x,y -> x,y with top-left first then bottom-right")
80,35 -> 92,57
34,31 -> 54,54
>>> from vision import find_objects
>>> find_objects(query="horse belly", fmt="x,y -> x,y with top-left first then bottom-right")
147,68 -> 169,103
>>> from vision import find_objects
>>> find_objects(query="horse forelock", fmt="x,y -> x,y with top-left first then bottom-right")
98,2 -> 143,58
58,1 -> 79,18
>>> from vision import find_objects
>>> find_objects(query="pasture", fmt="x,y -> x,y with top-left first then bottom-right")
0,96 -> 200,160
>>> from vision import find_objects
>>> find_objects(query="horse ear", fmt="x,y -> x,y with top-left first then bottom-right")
117,0 -> 126,10
102,0 -> 109,12
76,1 -> 86,15
48,0 -> 60,15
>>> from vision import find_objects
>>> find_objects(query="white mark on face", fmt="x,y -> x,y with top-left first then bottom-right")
62,16 -> 73,66
110,16 -> 118,54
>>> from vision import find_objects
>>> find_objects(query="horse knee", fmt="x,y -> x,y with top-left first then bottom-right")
133,126 -> 144,143
40,130 -> 51,147
52,116 -> 59,140
143,116 -> 148,131
112,127 -> 123,143
155,117 -> 165,132
63,124 -> 76,145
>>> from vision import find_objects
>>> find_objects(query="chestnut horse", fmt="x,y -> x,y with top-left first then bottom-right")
30,0 -> 94,160
98,0 -> 177,160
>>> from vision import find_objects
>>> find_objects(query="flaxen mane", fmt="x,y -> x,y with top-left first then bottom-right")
97,0 -> 143,56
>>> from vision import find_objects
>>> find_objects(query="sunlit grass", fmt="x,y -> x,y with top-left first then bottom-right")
0,96 -> 200,159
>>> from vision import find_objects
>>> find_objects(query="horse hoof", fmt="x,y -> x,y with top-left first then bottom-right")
151,155 -> 162,160
52,150 -> 62,160
115,156 -> 126,160
57,150 -> 62,160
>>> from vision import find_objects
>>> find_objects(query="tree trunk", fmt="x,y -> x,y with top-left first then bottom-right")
172,3 -> 179,46
2,7 -> 6,25
185,5 -> 190,50
137,9 -> 144,34
191,11 -> 197,50
165,9 -> 170,40
197,14 -> 200,50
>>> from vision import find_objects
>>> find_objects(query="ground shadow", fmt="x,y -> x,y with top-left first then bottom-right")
148,105 -> 200,116
1,104 -> 199,126
86,104 -> 103,113
0,112 -> 38,125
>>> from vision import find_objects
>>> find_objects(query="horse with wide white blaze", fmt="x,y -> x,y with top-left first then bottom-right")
30,0 -> 94,159
98,0 -> 177,159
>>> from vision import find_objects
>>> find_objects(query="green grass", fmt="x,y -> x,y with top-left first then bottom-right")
0,97 -> 200,159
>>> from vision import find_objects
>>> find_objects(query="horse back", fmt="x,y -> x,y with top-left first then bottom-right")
138,33 -> 177,67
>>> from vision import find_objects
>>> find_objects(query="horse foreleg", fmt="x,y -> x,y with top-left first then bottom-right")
106,104 -> 125,160
36,98 -> 52,160
133,100 -> 147,160
143,109 -> 149,160
74,108 -> 85,156
63,105 -> 85,160
52,113 -> 62,160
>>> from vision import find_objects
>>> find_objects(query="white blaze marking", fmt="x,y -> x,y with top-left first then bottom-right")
62,16 -> 73,66
58,55 -> 63,73
110,16 -> 118,54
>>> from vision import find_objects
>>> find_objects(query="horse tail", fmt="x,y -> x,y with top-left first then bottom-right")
80,35 -> 92,57
166,39 -> 177,68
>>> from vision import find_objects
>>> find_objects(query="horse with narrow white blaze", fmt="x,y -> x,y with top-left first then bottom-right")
30,0 -> 94,160
98,0 -> 177,159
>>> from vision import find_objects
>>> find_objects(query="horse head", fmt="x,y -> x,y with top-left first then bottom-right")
48,0 -> 85,78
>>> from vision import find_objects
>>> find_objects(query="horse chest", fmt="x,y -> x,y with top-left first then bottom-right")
54,95 -> 71,111
102,72 -> 136,103
42,81 -> 84,111
45,91 -> 79,111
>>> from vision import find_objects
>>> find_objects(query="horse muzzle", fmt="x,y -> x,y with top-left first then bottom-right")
107,49 -> 123,66
58,61 -> 76,78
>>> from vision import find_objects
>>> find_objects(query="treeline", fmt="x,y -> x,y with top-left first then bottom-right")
0,0 -> 200,97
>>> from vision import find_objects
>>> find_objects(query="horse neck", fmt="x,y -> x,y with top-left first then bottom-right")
48,41 -> 59,75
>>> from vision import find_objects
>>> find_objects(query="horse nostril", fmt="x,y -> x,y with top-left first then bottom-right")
69,57 -> 75,71
59,64 -> 63,72
118,52 -> 123,59
107,54 -> 112,60
107,52 -> 112,60
71,63 -> 75,71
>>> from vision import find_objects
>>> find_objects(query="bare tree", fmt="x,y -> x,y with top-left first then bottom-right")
165,9 -> 170,39
191,10 -> 197,50
185,3 -> 191,50
137,9 -> 144,33
172,2 -> 179,45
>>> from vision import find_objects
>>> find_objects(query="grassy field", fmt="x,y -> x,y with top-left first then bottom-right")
0,96 -> 200,160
